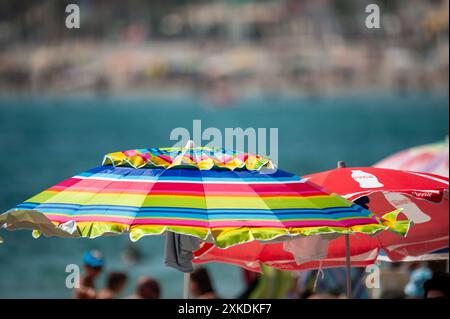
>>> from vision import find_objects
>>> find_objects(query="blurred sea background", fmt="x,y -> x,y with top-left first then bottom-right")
0,0 -> 448,298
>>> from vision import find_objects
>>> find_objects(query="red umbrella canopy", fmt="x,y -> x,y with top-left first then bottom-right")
193,233 -> 380,272
193,167 -> 448,271
363,191 -> 448,261
303,167 -> 448,203
305,168 -> 448,251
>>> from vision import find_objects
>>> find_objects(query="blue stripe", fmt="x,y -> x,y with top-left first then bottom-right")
77,174 -> 300,183
16,202 -> 371,218
18,202 -> 368,214
82,166 -> 301,180
14,208 -> 368,220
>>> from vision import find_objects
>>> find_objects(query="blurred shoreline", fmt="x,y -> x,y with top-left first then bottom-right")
0,90 -> 448,107
1,40 -> 448,98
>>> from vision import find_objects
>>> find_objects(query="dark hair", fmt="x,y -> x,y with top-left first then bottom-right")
424,272 -> 449,298
137,277 -> 161,299
191,267 -> 215,294
85,264 -> 103,272
107,272 -> 128,290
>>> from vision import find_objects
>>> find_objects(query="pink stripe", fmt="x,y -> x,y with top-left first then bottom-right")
50,179 -> 325,195
46,215 -> 208,227
48,187 -> 327,197
45,215 -> 378,229
206,218 -> 378,228
157,155 -> 174,163
138,153 -> 152,160
123,150 -> 137,156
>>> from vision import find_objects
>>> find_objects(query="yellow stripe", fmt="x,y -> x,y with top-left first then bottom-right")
27,191 -> 353,210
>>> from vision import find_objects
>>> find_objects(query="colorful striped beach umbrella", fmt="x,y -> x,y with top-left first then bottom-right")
0,146 -> 408,248
0,144 -> 409,298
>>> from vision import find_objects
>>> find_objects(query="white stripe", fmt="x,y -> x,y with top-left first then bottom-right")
384,236 -> 448,251
408,171 -> 449,185
74,175 -> 304,184
344,189 -> 445,201
377,253 -> 449,262
343,191 -> 372,200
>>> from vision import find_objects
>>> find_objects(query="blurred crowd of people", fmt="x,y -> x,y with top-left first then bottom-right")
288,261 -> 449,299
75,250 -> 219,299
0,0 -> 448,97
76,250 -> 161,299
76,250 -> 448,299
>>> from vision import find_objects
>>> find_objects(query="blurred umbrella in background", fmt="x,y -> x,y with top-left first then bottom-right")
374,138 -> 449,177
0,143 -> 409,298
193,166 -> 448,273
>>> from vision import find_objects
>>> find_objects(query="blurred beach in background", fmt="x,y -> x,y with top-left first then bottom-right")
0,0 -> 448,298
0,0 -> 448,97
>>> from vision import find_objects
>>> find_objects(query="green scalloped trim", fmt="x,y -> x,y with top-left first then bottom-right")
1,209 -> 410,249
102,146 -> 275,171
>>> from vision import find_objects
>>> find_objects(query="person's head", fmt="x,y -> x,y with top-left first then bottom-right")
190,267 -> 215,297
107,272 -> 128,293
136,277 -> 161,299
424,273 -> 449,299
83,250 -> 104,278
404,265 -> 432,298
408,262 -> 423,272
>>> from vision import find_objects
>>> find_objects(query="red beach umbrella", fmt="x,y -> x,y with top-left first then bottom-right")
193,166 -> 448,272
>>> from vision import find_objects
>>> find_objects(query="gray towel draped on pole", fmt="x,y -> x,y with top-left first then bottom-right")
164,231 -> 201,273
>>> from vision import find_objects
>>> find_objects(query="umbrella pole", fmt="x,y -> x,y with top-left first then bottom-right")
345,234 -> 352,299
338,161 -> 352,299
183,273 -> 190,299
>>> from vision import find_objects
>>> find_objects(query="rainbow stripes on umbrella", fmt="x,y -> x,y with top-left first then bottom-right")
1,147 -> 409,248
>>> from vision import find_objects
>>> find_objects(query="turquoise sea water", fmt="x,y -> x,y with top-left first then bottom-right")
0,93 -> 448,298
